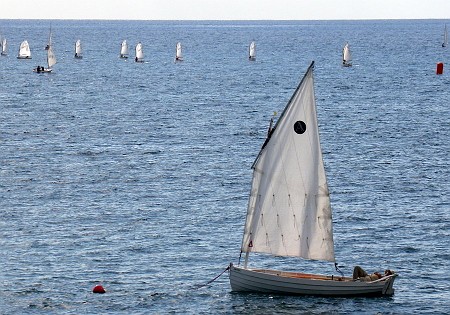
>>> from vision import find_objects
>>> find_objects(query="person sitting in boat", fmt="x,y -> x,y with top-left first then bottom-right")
353,266 -> 393,281
36,66 -> 42,72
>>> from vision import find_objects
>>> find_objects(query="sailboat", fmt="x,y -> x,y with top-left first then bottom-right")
0,36 -> 6,56
120,40 -> 129,58
342,42 -> 352,67
249,41 -> 256,61
17,40 -> 31,59
74,39 -> 83,59
229,61 -> 397,297
175,42 -> 183,61
442,24 -> 448,47
135,42 -> 144,63
33,35 -> 56,73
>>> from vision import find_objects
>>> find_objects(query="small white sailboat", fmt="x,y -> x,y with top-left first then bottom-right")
1,36 -> 7,56
135,42 -> 144,62
120,40 -> 129,58
249,41 -> 256,61
229,61 -> 397,297
175,42 -> 183,61
17,40 -> 32,59
33,34 -> 56,73
342,42 -> 352,67
442,24 -> 448,47
74,39 -> 83,59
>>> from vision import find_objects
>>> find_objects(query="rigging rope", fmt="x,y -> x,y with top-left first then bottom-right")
335,262 -> 345,277
192,265 -> 230,290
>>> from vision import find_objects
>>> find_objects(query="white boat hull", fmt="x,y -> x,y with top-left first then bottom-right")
229,264 -> 396,297
33,68 -> 52,73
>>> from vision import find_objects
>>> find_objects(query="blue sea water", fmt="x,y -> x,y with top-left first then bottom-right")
0,19 -> 449,314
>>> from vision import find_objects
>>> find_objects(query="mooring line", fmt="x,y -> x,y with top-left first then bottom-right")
193,265 -> 230,289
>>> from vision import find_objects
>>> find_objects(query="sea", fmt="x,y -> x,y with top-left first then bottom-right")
0,19 -> 449,314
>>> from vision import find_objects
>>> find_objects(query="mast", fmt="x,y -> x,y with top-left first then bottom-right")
45,25 -> 52,50
443,25 -> 448,47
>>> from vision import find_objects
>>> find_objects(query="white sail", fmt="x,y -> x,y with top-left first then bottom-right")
1,37 -> 6,55
135,42 -> 144,61
120,40 -> 129,57
241,62 -> 334,262
342,43 -> 352,66
75,39 -> 82,57
17,40 -> 31,59
443,25 -> 448,47
175,42 -> 183,60
47,45 -> 56,68
249,41 -> 256,60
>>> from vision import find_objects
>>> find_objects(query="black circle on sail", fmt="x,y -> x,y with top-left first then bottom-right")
293,121 -> 306,134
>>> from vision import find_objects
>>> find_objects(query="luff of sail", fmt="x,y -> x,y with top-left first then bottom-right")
120,40 -> 128,57
17,40 -> 31,59
241,62 -> 334,262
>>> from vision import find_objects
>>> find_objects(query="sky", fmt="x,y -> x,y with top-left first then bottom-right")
1,0 -> 450,20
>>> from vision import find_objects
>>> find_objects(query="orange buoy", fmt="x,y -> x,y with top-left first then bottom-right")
437,62 -> 444,75
92,285 -> 106,294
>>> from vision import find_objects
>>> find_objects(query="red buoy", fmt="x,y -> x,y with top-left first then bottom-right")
92,285 -> 106,294
437,62 -> 444,75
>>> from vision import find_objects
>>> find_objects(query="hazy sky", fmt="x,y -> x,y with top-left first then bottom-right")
1,0 -> 450,20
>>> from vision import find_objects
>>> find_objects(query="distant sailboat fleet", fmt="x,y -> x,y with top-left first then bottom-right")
4,22 -> 448,72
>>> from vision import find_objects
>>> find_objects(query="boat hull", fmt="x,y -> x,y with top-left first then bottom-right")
229,264 -> 396,297
33,68 -> 52,73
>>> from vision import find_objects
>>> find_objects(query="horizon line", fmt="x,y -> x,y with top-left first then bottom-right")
0,17 -> 448,22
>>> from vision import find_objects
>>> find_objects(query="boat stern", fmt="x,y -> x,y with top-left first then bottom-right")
381,274 -> 398,296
